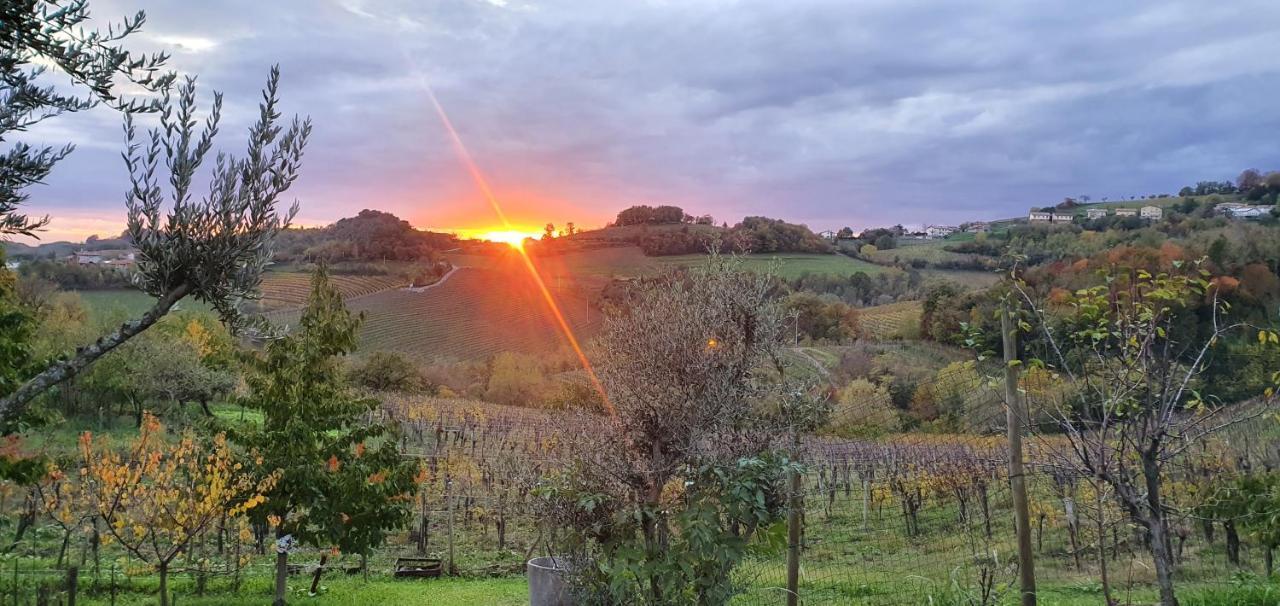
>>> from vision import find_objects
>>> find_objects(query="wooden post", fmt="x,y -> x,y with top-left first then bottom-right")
447,479 -> 456,576
785,433 -> 802,606
66,567 -> 78,606
1003,304 -> 1036,606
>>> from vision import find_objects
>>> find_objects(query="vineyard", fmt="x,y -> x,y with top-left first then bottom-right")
858,300 -> 923,340
370,392 -> 1277,605
255,272 -> 406,311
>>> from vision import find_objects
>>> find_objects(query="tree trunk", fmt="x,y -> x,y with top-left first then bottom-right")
1142,454 -> 1178,606
1225,521 -> 1240,566
158,562 -> 170,606
274,550 -> 288,606
1265,546 -> 1273,579
0,282 -> 191,424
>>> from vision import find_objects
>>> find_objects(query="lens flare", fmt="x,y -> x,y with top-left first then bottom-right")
411,74 -> 614,416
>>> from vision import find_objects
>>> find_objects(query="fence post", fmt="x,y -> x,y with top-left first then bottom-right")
786,432 -> 802,606
1002,303 -> 1037,605
66,567 -> 77,606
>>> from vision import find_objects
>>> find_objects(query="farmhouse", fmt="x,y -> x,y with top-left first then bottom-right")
965,222 -> 990,233
924,225 -> 957,239
1114,208 -> 1138,217
1217,203 -> 1272,219
73,252 -> 103,265
1028,211 -> 1053,222
1140,206 -> 1163,220
1052,213 -> 1075,223
1086,208 -> 1108,219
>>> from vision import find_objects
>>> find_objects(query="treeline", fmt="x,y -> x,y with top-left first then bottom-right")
274,209 -> 456,263
613,204 -> 714,226
636,216 -> 832,256
1179,168 -> 1280,204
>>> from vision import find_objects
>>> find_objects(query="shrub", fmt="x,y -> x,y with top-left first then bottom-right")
348,351 -> 432,393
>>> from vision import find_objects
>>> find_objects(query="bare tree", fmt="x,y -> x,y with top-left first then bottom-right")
1017,264 -> 1278,605
0,69 -> 310,423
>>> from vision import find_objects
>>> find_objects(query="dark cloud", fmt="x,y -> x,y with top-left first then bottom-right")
14,0 -> 1280,240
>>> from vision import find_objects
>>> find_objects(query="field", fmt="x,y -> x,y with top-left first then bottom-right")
255,271 -> 406,311
75,289 -> 213,318
262,264 -> 598,361
518,246 -> 893,280
863,239 -> 986,268
858,300 -> 923,340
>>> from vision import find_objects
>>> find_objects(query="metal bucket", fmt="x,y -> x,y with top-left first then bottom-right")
527,556 -> 572,606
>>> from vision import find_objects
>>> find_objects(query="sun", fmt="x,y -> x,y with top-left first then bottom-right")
477,229 -> 537,249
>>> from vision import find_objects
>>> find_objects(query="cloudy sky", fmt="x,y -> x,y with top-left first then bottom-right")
14,0 -> 1280,242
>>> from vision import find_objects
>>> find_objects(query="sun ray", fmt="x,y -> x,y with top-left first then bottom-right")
405,66 -> 614,416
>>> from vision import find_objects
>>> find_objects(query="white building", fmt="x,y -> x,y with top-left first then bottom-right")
924,225 -> 958,239
1114,208 -> 1138,217
1052,213 -> 1075,223
1086,208 -> 1108,219
1140,206 -> 1163,220
1218,203 -> 1271,219
1028,211 -> 1053,222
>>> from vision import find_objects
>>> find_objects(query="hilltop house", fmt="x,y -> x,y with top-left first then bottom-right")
1140,206 -> 1163,220
924,225 -> 958,239
1052,213 -> 1075,223
1086,208 -> 1108,220
1217,203 -> 1272,219
1028,211 -> 1053,222
1114,208 -> 1138,217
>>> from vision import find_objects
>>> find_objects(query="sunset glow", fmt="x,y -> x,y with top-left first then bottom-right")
466,229 -> 540,249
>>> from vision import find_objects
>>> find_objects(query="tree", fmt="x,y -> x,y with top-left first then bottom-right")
79,413 -> 273,606
1021,263 -> 1278,605
543,222 -> 556,241
565,221 -> 576,236
234,268 -> 415,606
1238,168 -> 1264,193
0,68 -> 311,423
1,0 -> 174,238
538,254 -> 803,604
347,351 -> 430,393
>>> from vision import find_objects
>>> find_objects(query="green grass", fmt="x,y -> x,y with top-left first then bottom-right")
57,574 -> 528,605
656,253 -> 893,279
74,289 -> 212,319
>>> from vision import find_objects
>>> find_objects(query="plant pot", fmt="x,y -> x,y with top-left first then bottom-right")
527,556 -> 571,606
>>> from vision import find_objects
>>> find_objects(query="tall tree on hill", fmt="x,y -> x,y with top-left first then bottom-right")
0,68 -> 311,424
234,268 -> 416,606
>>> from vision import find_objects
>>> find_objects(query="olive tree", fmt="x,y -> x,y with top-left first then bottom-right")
0,69 -> 310,423
1,0 -> 174,237
538,254 -> 806,605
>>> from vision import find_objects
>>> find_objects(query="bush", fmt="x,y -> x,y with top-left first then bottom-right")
827,378 -> 898,436
348,352 -> 432,393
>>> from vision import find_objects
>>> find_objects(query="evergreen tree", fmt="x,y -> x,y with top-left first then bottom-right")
234,268 -> 416,605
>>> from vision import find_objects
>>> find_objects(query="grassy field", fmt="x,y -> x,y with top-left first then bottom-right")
256,271 -> 405,311
656,252 -> 893,279
76,289 -> 213,318
864,239 -> 985,268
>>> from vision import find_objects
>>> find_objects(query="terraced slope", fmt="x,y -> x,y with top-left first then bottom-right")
257,272 -> 405,311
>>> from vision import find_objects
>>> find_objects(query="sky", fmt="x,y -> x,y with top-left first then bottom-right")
12,0 -> 1280,243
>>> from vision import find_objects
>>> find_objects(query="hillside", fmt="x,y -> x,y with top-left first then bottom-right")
263,252 -> 599,361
